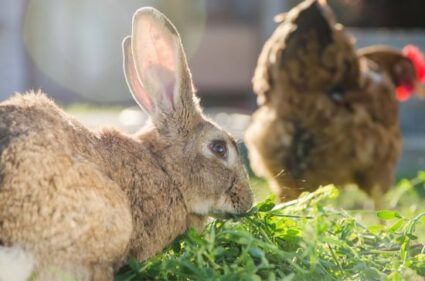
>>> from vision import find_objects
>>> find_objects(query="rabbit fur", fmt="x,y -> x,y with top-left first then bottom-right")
0,7 -> 253,281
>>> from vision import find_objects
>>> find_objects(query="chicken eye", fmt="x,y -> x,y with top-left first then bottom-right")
209,140 -> 228,159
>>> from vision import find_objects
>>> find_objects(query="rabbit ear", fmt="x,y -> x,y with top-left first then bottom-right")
129,7 -> 200,130
122,36 -> 153,114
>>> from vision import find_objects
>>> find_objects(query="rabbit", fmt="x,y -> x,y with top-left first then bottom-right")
0,7 -> 253,281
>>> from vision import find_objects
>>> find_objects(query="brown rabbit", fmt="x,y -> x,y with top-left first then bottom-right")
0,7 -> 253,281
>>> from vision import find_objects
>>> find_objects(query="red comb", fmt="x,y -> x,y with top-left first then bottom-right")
395,45 -> 425,101
395,86 -> 411,102
402,44 -> 425,83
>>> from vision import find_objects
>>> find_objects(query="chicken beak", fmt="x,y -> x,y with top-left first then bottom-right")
414,82 -> 425,99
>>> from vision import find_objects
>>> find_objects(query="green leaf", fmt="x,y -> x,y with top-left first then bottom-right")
362,267 -> 382,280
257,196 -> 276,212
248,247 -> 264,258
387,219 -> 404,233
406,233 -> 418,240
368,224 -> 385,234
377,210 -> 402,220
322,236 -> 346,247
417,171 -> 425,182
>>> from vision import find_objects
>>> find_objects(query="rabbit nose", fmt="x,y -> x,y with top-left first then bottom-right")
236,184 -> 254,214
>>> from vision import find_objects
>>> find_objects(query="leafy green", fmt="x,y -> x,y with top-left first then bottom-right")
116,176 -> 425,281
377,210 -> 402,220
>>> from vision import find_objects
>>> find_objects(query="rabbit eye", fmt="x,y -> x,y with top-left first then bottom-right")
209,140 -> 228,159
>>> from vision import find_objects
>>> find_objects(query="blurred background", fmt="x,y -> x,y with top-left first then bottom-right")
1,0 -> 424,177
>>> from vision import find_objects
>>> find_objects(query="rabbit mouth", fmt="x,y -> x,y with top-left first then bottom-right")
206,177 -> 252,219
208,198 -> 237,219
209,209 -> 253,220
209,211 -> 236,220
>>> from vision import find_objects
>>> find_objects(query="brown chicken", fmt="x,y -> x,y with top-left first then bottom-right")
245,0 -> 425,207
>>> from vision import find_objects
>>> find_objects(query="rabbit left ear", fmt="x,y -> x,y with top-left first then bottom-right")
122,36 -> 153,114
128,7 -> 200,129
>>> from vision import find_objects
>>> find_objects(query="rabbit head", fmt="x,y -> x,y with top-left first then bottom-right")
123,8 -> 253,217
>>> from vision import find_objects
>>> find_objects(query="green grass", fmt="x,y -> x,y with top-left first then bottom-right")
116,172 -> 425,281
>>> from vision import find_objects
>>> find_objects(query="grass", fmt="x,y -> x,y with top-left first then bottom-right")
116,172 -> 425,281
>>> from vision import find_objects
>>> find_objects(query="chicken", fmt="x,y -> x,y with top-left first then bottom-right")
245,0 -> 425,207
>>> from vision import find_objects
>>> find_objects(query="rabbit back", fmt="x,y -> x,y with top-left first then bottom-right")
0,92 -> 133,279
